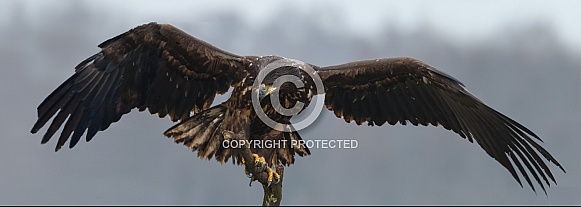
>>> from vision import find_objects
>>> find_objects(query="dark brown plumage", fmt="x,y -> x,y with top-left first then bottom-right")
31,22 -> 564,193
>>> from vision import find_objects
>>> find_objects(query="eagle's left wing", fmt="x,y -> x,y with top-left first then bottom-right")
315,57 -> 564,193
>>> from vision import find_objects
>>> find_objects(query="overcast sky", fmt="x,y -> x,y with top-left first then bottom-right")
3,0 -> 580,49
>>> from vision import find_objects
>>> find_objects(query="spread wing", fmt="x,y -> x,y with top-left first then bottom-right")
31,22 -> 248,151
315,57 -> 564,193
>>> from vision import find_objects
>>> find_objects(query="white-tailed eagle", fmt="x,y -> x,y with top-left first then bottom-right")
31,22 -> 564,192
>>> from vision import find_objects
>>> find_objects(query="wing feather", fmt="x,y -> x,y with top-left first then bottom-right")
316,57 -> 564,193
31,22 -> 248,151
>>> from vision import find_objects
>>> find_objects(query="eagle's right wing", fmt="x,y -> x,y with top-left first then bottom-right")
31,22 -> 247,151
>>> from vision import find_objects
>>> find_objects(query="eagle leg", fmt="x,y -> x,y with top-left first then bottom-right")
242,153 -> 280,187
222,130 -> 280,187
241,153 -> 267,178
251,154 -> 280,187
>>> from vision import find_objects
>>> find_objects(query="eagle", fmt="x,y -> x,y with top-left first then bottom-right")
31,22 -> 564,192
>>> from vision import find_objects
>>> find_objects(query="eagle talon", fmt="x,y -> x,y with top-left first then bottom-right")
266,175 -> 280,187
265,167 -> 280,186
249,153 -> 268,174
244,153 -> 281,187
249,176 -> 257,187
266,181 -> 273,188
241,156 -> 254,178
252,153 -> 265,167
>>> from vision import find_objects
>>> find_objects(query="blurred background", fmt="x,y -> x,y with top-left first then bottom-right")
1,0 -> 580,205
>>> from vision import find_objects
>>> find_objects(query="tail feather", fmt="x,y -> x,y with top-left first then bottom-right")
164,105 -> 227,159
258,124 -> 311,167
164,104 -> 311,166
279,124 -> 311,166
198,127 -> 224,159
